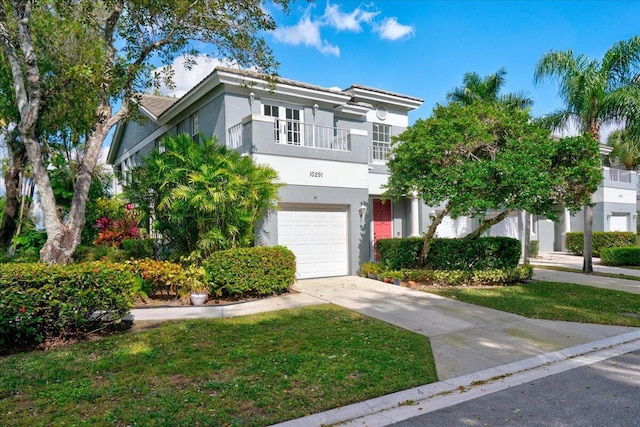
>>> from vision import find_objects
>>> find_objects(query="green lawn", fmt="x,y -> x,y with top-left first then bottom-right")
423,282 -> 640,326
534,264 -> 640,281
0,304 -> 437,427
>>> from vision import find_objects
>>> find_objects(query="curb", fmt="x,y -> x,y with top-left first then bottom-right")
271,330 -> 640,427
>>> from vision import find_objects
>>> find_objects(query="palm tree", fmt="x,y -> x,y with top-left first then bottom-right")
447,67 -> 533,110
534,36 -> 640,272
607,129 -> 640,171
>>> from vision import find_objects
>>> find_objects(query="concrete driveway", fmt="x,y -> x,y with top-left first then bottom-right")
293,276 -> 635,380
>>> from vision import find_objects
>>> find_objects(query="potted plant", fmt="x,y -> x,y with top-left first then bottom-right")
387,270 -> 404,286
360,261 -> 383,279
181,266 -> 208,305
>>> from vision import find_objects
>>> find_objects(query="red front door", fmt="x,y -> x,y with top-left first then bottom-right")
373,199 -> 392,259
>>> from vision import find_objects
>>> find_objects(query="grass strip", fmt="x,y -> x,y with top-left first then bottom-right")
422,282 -> 640,326
0,304 -> 437,427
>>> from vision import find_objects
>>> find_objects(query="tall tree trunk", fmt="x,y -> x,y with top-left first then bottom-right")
0,149 -> 26,247
39,106 -> 115,263
420,206 -> 452,261
523,211 -> 530,265
583,205 -> 593,273
465,209 -> 513,239
582,125 -> 599,273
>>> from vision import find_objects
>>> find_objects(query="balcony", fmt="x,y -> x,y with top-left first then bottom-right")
227,117 -> 351,152
608,168 -> 633,183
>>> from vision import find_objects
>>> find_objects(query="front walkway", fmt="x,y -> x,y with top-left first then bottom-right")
532,252 -> 640,294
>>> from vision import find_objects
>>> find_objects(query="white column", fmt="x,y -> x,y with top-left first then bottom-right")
564,208 -> 571,233
410,195 -> 420,237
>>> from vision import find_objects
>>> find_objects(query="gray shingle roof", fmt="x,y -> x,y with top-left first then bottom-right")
137,93 -> 179,118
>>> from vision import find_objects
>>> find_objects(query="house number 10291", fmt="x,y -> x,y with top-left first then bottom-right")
309,171 -> 323,178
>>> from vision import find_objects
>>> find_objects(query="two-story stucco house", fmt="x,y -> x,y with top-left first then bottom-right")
108,66 -> 424,278
108,67 -> 639,277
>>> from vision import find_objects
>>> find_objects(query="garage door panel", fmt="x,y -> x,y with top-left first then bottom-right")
277,209 -> 348,279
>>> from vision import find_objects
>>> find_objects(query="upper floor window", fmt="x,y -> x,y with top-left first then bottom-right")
263,103 -> 303,145
372,123 -> 391,162
191,113 -> 200,141
176,120 -> 186,136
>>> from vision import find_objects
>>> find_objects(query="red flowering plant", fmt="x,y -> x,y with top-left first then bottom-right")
93,203 -> 141,247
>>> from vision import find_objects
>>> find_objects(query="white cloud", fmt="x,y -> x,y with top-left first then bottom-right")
323,3 -> 379,32
154,55 -> 226,97
271,3 -> 414,55
273,12 -> 340,56
375,17 -> 415,41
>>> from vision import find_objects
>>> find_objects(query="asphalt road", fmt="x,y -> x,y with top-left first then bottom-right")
390,350 -> 640,427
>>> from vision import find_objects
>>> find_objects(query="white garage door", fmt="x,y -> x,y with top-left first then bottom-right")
277,209 -> 348,279
610,214 -> 628,232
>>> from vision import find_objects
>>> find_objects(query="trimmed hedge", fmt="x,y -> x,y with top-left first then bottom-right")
0,262 -> 138,347
600,246 -> 640,266
566,231 -> 637,257
376,237 -> 521,271
203,246 -> 296,297
404,265 -> 533,287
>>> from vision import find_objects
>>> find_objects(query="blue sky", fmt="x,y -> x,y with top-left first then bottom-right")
255,0 -> 640,124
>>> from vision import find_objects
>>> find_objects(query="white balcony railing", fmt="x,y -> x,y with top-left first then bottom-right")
228,118 -> 351,152
369,144 -> 391,165
227,122 -> 243,149
608,168 -> 632,183
271,119 -> 349,151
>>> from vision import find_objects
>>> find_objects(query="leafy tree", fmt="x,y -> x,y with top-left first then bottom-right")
607,129 -> 640,171
0,0 -> 290,263
446,67 -> 533,110
447,68 -> 537,261
124,134 -> 281,258
0,3 -> 101,249
534,36 -> 640,272
385,101 -> 601,260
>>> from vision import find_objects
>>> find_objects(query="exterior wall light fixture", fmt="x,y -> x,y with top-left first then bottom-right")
358,202 -> 368,224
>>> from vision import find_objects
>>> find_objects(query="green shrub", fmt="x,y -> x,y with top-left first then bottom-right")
375,238 -> 423,270
566,231 -> 637,256
376,237 -> 521,271
404,265 -> 533,287
600,246 -> 640,266
203,246 -> 296,297
73,245 -> 129,262
0,262 -> 137,347
126,259 -> 187,298
530,240 -> 539,257
121,238 -> 156,259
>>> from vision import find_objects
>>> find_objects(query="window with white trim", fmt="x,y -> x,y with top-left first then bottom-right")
191,112 -> 200,141
263,103 -> 303,145
372,123 -> 391,161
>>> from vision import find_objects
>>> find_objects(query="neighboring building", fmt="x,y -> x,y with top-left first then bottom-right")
108,66 -> 424,278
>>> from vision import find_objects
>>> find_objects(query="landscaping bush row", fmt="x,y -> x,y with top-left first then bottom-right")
375,237 -> 521,271
0,262 -> 138,347
404,265 -> 533,287
565,231 -> 637,257
600,246 -> 640,266
360,262 -> 533,287
1,246 -> 297,348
